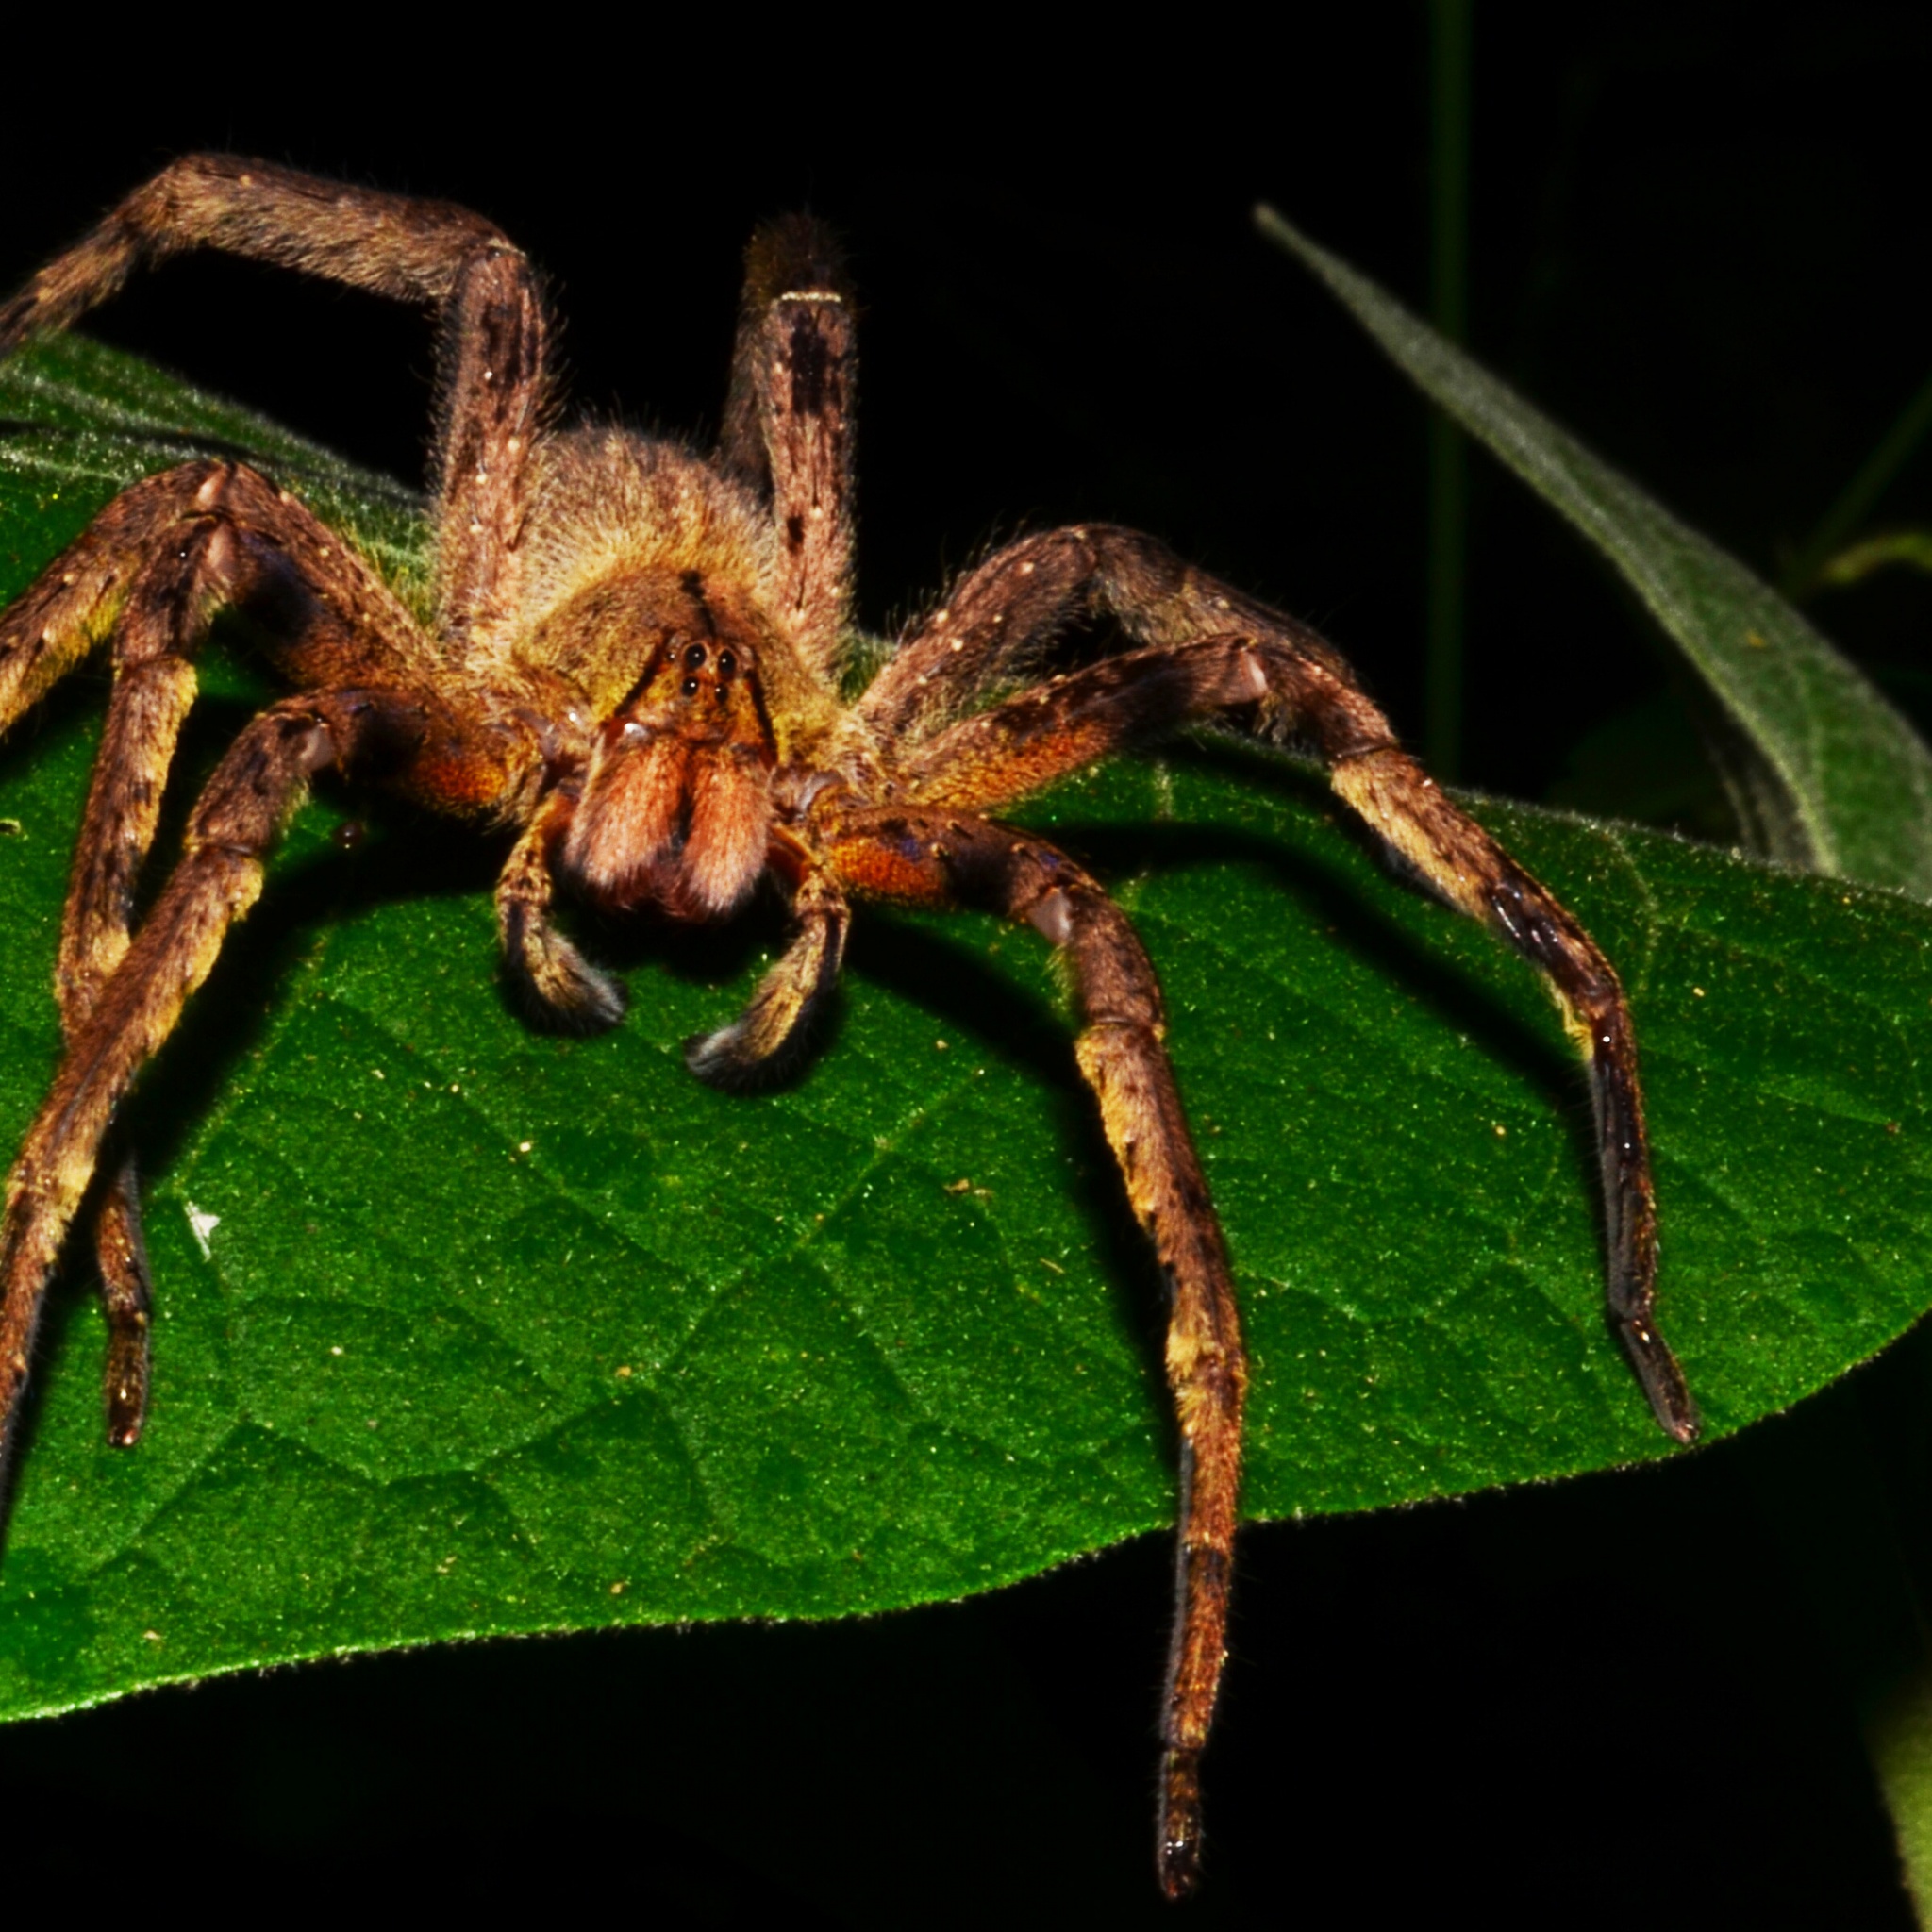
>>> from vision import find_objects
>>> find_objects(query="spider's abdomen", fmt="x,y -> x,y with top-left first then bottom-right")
558,629 -> 776,921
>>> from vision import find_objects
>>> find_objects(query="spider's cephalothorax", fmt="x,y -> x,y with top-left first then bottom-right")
548,557 -> 780,920
0,159 -> 1697,1898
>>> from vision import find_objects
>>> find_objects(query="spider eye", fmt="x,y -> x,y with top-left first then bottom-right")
683,642 -> 708,671
716,650 -> 737,678
680,677 -> 701,698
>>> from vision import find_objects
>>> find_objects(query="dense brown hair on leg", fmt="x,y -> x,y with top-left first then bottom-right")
0,155 -> 515,354
56,539 -> 208,1445
685,849 -> 849,1084
861,523 -> 1693,1444
10,458 -> 463,962
902,635 -> 1291,808
0,686 -> 431,1487
430,246 -> 551,651
0,156 -> 551,659
0,465 -> 229,727
0,458 -> 510,1449
1,465 -> 321,1443
90,1160 -> 154,1445
1331,749 -> 1693,1439
495,794 -> 626,1032
718,215 -> 856,675
817,805 -> 1243,1898
856,521 -> 1359,747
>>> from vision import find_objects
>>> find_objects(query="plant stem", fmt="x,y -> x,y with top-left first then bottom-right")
1425,0 -> 1471,779
1782,366 -> 1932,599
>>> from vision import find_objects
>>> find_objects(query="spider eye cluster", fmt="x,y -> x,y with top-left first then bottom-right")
556,621 -> 774,923
676,640 -> 741,701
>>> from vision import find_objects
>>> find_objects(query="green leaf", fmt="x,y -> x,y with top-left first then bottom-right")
1256,206 -> 1932,897
4,340 -> 1932,1724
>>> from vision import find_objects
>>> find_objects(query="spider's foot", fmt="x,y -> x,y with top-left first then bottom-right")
504,939 -> 626,1034
682,1019 -> 780,1089
1618,1314 -> 1701,1444
103,1311 -> 150,1448
1158,1746 -> 1205,1900
682,1024 -> 739,1084
555,962 -> 627,1033
95,1170 -> 154,1447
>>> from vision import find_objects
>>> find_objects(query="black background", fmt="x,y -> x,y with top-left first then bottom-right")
3,10 -> 1931,1924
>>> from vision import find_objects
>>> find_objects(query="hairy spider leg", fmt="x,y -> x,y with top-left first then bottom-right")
0,460 -> 543,1474
1,465 -> 267,1438
814,804 -> 1244,1900
497,790 -> 628,1030
0,154 -> 552,658
881,526 -> 1694,1444
683,828 -> 850,1082
0,159 -> 560,1430
57,505 -> 218,1442
0,470 -> 217,1441
719,215 -> 857,675
431,244 -> 549,650
1332,747 -> 1681,1436
0,686 -> 431,1487
681,212 -> 858,1078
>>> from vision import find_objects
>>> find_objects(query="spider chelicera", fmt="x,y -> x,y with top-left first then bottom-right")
0,158 -> 1696,1897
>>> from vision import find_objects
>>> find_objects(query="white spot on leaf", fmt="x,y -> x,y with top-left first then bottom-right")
183,1202 -> 221,1261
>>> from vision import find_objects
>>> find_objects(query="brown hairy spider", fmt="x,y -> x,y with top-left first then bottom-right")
0,158 -> 1697,1898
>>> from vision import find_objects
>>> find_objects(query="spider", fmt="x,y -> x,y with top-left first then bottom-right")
0,158 -> 1697,1898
